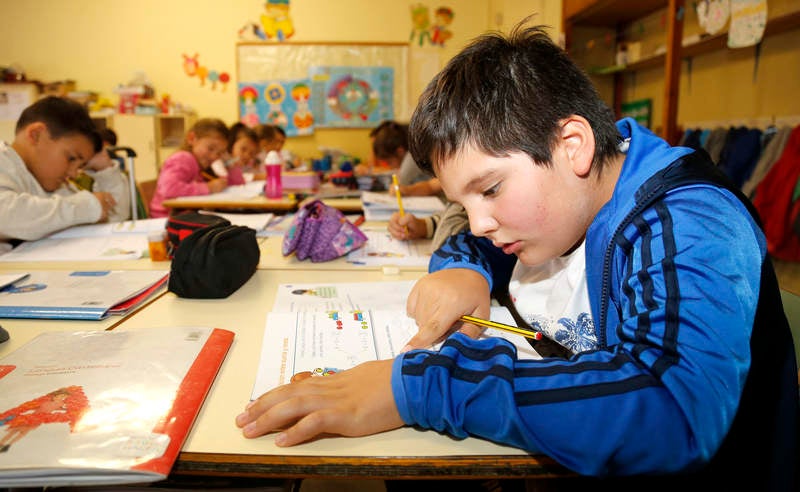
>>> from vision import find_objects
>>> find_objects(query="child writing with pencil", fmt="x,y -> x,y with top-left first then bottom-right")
0,96 -> 117,253
149,118 -> 229,218
210,122 -> 259,184
237,23 -> 797,489
72,127 -> 131,222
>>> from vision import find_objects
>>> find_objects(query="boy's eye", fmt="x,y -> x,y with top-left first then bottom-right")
482,183 -> 500,197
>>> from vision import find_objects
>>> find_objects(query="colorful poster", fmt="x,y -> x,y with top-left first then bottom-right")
237,79 -> 314,136
309,66 -> 394,128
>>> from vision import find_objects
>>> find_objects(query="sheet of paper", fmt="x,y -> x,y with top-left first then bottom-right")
346,230 -> 431,267
0,235 -> 147,262
361,191 -> 445,220
0,272 -> 29,290
47,218 -> 167,239
271,281 -> 416,312
175,181 -> 264,202
201,211 -> 274,231
251,305 -> 541,399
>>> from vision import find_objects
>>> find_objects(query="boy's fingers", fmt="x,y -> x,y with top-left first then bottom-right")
275,410 -> 339,447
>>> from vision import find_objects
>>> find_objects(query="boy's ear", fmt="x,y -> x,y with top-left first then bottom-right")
23,122 -> 47,145
559,116 -> 595,178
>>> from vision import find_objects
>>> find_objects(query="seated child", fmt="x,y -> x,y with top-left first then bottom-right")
149,118 -> 230,218
74,127 -> 131,222
0,96 -> 117,253
255,123 -> 286,165
370,120 -> 441,197
210,122 -> 259,183
237,23 -> 797,489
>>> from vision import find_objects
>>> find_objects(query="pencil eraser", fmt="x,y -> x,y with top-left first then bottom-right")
382,266 -> 400,275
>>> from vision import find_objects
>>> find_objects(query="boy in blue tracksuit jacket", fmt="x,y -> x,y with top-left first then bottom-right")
238,23 -> 798,489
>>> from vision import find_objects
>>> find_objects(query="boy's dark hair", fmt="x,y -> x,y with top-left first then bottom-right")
98,128 -> 117,146
256,123 -> 284,142
409,22 -> 620,175
371,120 -> 409,160
182,118 -> 229,150
16,96 -> 102,153
228,122 -> 258,152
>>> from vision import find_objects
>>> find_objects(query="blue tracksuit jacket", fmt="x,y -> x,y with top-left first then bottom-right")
391,119 -> 798,489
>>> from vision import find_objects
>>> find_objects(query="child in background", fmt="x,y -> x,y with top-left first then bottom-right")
73,127 -> 131,222
210,122 -> 259,183
0,96 -> 117,253
255,123 -> 286,162
237,23 -> 797,489
368,120 -> 442,196
149,118 -> 229,218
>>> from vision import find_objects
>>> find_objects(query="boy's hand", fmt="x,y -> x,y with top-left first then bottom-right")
92,191 -> 116,222
388,212 -> 426,240
236,359 -> 403,446
404,268 -> 491,350
207,177 -> 228,193
84,151 -> 114,172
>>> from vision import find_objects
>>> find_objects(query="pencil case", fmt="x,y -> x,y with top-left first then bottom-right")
282,200 -> 367,262
169,223 -> 260,299
166,211 -> 231,258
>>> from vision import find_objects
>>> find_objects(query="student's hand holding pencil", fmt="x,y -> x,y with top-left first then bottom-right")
388,211 -> 426,240
403,268 -> 491,352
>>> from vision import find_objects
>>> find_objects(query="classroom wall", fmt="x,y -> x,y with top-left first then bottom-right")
0,0 -> 558,164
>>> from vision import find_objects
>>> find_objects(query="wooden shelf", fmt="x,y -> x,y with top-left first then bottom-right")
565,0 -> 665,27
597,10 -> 800,73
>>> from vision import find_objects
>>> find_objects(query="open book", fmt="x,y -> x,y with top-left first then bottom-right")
0,326 -> 234,487
0,270 -> 168,320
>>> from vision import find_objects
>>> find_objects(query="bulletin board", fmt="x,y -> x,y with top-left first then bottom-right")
236,42 -> 410,130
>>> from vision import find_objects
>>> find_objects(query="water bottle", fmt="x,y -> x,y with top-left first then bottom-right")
264,150 -> 283,199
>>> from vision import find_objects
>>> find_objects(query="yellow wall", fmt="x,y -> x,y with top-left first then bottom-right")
0,0 -> 558,163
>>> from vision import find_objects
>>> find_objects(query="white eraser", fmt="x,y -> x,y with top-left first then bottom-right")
382,266 -> 400,275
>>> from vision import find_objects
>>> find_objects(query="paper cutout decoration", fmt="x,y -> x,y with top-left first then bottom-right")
430,7 -> 454,46
237,79 -> 314,136
728,0 -> 767,48
181,53 -> 230,92
260,0 -> 294,41
309,66 -> 394,128
410,4 -> 454,47
696,0 -> 730,35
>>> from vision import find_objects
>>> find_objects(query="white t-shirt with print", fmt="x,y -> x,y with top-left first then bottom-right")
508,241 -> 597,354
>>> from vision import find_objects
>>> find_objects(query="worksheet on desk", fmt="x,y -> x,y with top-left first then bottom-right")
345,229 -> 432,267
251,305 -> 541,399
271,280 -> 416,312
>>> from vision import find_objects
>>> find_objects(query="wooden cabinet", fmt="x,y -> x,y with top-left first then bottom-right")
108,114 -> 195,182
563,0 -> 800,144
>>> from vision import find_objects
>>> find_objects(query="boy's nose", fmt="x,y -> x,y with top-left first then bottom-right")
468,212 -> 495,238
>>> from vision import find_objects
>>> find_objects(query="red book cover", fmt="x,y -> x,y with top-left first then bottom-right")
0,327 -> 233,487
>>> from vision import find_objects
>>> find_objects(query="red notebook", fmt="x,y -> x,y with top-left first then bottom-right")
0,326 -> 233,487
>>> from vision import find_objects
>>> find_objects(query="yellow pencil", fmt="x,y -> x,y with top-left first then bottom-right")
391,174 -> 405,217
460,314 -> 543,341
392,173 -> 408,235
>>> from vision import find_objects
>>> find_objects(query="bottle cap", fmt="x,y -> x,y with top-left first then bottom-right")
265,150 -> 282,165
